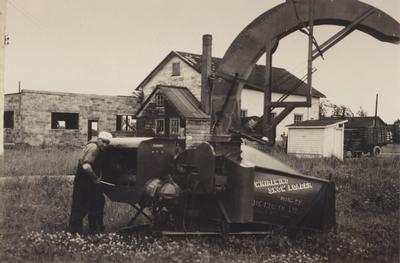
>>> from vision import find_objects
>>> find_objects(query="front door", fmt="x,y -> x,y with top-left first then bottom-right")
88,120 -> 99,141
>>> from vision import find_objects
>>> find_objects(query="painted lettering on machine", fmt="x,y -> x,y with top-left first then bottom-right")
254,179 -> 313,194
253,170 -> 325,225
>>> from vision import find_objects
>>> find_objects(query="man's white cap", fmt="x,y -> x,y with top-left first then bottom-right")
98,131 -> 113,143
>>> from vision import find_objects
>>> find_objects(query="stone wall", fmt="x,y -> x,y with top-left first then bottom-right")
4,90 -> 139,147
142,57 -> 202,101
186,119 -> 211,148
4,93 -> 22,144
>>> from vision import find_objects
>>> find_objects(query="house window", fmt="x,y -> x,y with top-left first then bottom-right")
155,119 -> 165,135
170,118 -> 180,135
271,112 -> 277,120
172,62 -> 180,76
294,114 -> 303,124
240,109 -> 248,118
155,93 -> 164,106
4,111 -> 14,128
51,112 -> 79,129
116,115 -> 136,131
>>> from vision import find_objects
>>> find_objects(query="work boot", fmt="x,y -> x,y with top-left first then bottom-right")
88,214 -> 98,234
69,220 -> 83,235
88,214 -> 105,234
96,215 -> 105,233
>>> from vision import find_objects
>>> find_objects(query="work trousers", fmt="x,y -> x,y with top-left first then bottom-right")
69,167 -> 105,234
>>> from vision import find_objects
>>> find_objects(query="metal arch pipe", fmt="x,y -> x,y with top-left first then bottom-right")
217,0 -> 400,77
211,0 -> 400,135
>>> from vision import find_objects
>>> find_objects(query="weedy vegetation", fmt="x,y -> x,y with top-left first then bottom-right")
2,146 -> 81,176
1,147 -> 399,262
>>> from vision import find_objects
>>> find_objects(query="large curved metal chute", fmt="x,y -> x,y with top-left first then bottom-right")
212,0 -> 400,134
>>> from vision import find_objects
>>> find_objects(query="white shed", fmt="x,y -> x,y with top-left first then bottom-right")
287,119 -> 348,160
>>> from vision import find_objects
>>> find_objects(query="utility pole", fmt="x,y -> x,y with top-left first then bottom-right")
374,94 -> 378,127
18,80 -> 21,93
1,0 -> 6,154
307,0 -> 314,106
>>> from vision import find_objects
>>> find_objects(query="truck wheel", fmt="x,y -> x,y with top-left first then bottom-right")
371,146 -> 382,157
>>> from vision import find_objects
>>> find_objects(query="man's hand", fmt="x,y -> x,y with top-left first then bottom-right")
82,163 -> 101,184
92,176 -> 101,184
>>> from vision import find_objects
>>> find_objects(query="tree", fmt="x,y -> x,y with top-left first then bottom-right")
319,99 -> 354,118
319,99 -> 330,118
356,107 -> 368,117
331,104 -> 354,118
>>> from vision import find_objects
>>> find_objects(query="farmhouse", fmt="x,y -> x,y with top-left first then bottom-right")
135,49 -> 325,141
3,89 -> 139,147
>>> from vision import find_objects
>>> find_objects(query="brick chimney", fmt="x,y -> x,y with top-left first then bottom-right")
201,34 -> 212,114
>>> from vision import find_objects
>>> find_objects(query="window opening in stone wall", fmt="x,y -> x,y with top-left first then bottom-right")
172,62 -> 180,76
116,115 -> 136,132
170,118 -> 180,135
155,93 -> 164,106
240,109 -> 248,118
155,119 -> 165,135
4,111 -> 14,128
294,114 -> 303,124
51,112 -> 79,129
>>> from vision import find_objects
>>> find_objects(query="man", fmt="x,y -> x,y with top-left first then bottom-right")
281,132 -> 288,153
69,131 -> 113,234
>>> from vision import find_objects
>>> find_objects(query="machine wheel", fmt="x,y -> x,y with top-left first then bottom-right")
371,146 -> 382,157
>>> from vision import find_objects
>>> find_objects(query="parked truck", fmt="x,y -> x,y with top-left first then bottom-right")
344,126 -> 390,157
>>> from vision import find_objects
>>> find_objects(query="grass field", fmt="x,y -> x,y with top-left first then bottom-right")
2,147 -> 81,176
1,147 -> 399,262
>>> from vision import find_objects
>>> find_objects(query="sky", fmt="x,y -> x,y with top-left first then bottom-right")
3,0 -> 400,123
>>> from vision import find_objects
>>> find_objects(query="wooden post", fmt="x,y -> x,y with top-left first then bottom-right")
374,93 -> 378,127
307,0 -> 314,106
263,42 -> 273,143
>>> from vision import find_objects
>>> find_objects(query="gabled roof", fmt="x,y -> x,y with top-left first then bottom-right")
136,51 -> 325,98
135,85 -> 209,120
287,119 -> 348,128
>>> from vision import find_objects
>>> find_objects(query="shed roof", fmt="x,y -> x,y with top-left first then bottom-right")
287,119 -> 348,128
136,85 -> 210,119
